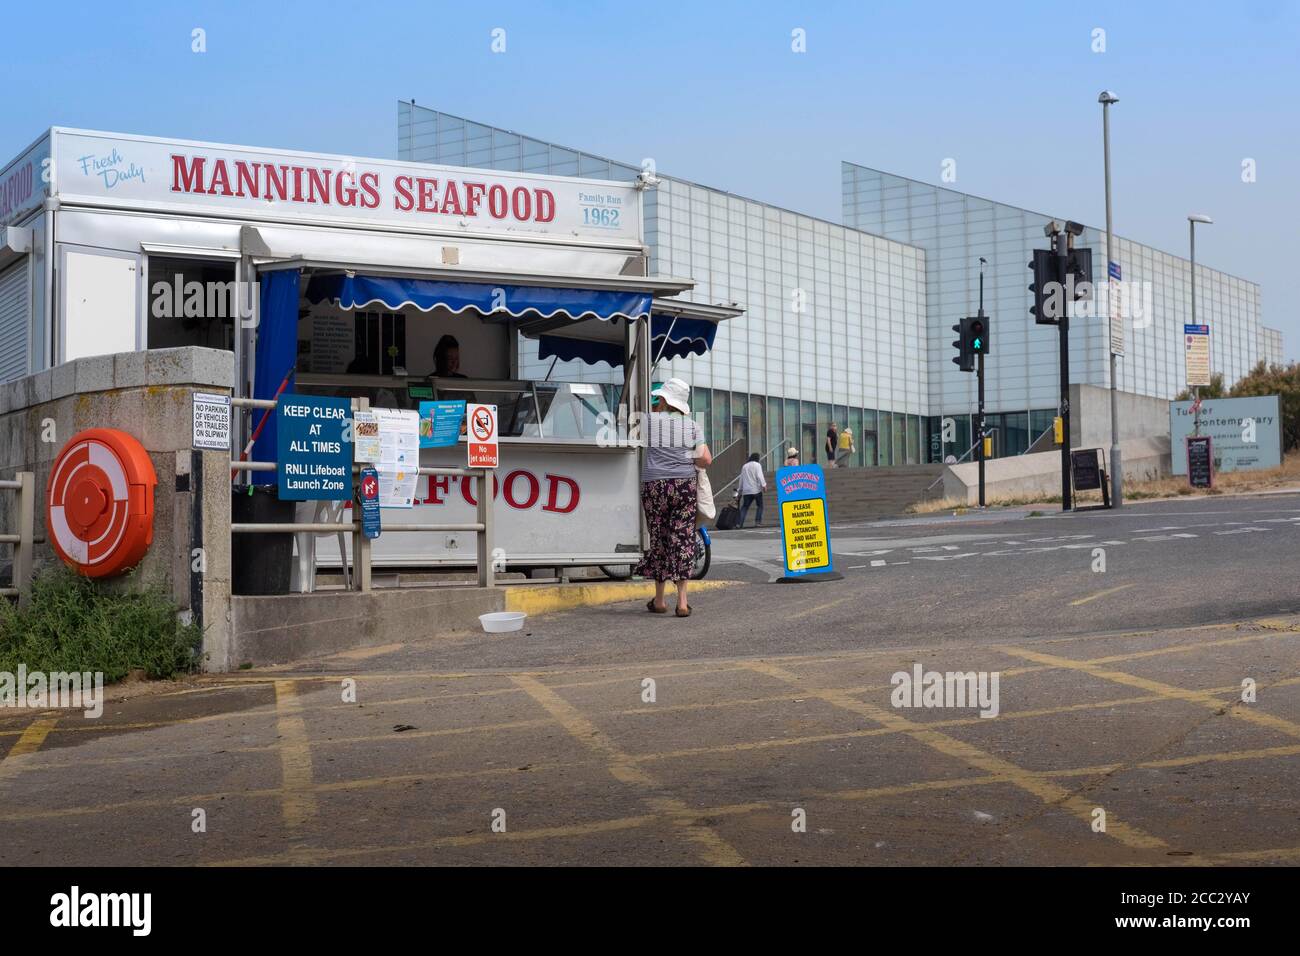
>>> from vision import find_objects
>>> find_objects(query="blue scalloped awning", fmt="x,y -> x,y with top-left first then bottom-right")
305,273 -> 652,322
537,315 -> 718,367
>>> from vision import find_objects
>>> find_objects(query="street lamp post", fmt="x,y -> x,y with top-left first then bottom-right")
1188,214 -> 1213,435
1099,91 -> 1121,507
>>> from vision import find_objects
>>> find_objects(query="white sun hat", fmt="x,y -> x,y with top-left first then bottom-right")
651,377 -> 692,414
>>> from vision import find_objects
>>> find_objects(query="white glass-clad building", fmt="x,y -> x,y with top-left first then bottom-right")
399,102 -> 1278,464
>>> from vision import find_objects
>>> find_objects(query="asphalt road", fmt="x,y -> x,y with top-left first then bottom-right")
1,492 -> 1298,866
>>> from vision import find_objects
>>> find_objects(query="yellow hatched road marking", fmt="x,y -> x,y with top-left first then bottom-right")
996,645 -> 1300,741
1069,584 -> 1137,607
510,674 -> 747,866
273,680 -> 317,829
0,717 -> 59,780
743,660 -> 1170,852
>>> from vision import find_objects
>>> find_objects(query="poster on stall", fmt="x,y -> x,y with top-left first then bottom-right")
353,410 -> 382,462
373,408 -> 420,508
418,400 -> 467,448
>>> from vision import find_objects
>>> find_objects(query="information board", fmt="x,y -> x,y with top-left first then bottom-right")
419,400 -> 468,448
191,392 -> 230,451
775,464 -> 834,576
1071,448 -> 1103,492
1170,395 -> 1282,475
276,394 -> 352,501
359,466 -> 381,539
1187,435 -> 1214,489
1184,324 -> 1211,388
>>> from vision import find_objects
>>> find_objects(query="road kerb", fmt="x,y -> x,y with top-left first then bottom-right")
503,579 -> 737,616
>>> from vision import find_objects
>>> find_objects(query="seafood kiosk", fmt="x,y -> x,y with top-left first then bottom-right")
0,128 -> 739,575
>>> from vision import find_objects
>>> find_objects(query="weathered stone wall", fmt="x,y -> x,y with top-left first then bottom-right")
0,347 -> 234,669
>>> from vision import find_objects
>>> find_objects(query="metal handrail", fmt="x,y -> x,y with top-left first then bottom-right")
716,435 -> 791,498
229,398 -> 496,589
0,472 -> 36,605
1022,422 -> 1057,455
925,428 -> 1001,493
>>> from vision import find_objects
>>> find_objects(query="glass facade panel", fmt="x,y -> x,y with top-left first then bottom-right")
848,408 -> 863,467
1003,411 -> 1029,456
712,391 -> 730,451
862,409 -> 878,466
878,412 -> 893,466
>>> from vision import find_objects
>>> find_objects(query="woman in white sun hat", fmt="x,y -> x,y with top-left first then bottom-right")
635,377 -> 712,617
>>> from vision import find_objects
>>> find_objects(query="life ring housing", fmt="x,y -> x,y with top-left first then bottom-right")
46,428 -> 157,578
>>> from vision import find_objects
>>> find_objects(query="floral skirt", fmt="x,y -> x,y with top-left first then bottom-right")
634,476 -> 697,582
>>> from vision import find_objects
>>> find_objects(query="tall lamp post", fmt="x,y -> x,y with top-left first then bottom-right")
1099,90 -> 1121,506
1188,214 -> 1213,435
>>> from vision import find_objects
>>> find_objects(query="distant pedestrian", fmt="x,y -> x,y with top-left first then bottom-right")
825,423 -> 839,467
783,446 -> 799,467
737,453 -> 767,528
836,426 -> 855,466
635,378 -> 711,618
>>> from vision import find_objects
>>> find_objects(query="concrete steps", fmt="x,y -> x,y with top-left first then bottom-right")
722,464 -> 946,523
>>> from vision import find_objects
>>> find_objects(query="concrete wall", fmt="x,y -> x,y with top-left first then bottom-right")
1070,383 -> 1170,450
943,436 -> 1171,505
0,347 -> 234,669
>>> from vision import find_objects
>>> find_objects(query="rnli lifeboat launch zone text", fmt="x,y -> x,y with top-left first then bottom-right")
277,396 -> 352,500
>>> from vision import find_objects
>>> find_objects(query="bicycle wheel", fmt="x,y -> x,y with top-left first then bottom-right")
691,530 -> 711,580
598,563 -> 634,581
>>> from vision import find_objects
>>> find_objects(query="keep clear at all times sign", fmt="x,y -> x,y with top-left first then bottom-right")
277,394 -> 352,500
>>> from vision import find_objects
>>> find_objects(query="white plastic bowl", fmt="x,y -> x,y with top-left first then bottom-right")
479,611 -> 527,633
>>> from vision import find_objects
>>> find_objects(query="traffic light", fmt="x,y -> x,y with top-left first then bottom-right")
1067,247 -> 1093,303
951,321 -> 974,372
967,315 -> 989,355
1029,248 -> 1061,324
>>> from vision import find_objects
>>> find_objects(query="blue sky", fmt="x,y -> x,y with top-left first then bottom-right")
5,0 -> 1297,356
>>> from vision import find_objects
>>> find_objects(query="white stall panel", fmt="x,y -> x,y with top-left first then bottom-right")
62,249 -> 138,361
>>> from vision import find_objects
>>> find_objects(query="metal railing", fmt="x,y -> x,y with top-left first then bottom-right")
229,398 -> 496,591
715,435 -> 792,499
925,428 -> 1001,494
0,472 -> 37,605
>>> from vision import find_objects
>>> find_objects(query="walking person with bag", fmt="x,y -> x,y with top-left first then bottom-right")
836,425 -> 855,467
826,422 -> 839,468
736,452 -> 767,528
635,378 -> 711,618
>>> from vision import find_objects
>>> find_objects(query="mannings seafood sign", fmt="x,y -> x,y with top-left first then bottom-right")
46,129 -> 640,242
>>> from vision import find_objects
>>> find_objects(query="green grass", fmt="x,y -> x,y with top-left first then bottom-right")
0,568 -> 202,682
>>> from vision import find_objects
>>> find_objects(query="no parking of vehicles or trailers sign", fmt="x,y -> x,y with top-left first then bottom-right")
467,403 -> 499,468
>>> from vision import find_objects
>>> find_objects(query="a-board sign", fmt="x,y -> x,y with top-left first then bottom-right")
467,403 -> 499,468
192,392 -> 230,451
1187,435 -> 1214,489
359,466 -> 381,539
1071,448 -> 1103,492
775,464 -> 833,576
276,394 -> 352,500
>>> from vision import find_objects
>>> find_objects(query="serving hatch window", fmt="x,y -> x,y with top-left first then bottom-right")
432,379 -> 615,440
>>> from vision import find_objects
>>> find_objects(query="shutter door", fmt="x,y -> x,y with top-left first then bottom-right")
0,259 -> 29,383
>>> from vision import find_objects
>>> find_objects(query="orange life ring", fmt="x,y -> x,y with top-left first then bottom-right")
46,428 -> 157,578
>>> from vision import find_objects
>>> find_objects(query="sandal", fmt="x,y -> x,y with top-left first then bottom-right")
646,599 -> 668,614
675,605 -> 692,618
